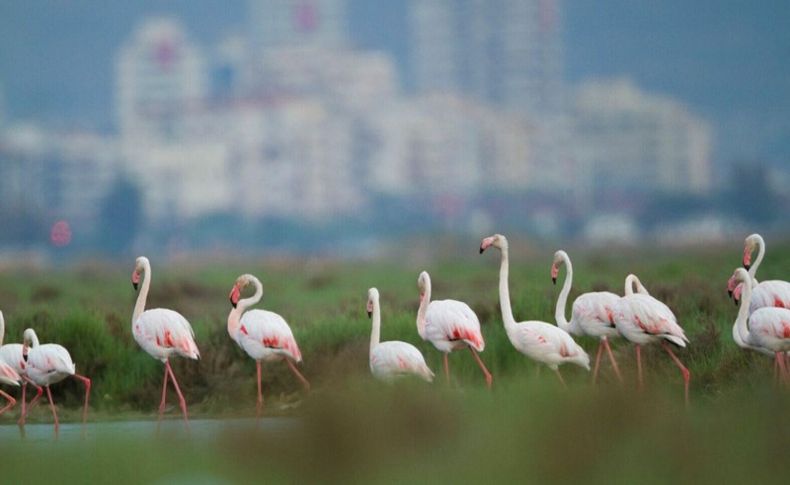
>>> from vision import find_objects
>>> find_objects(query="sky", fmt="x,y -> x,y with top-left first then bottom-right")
0,0 -> 788,165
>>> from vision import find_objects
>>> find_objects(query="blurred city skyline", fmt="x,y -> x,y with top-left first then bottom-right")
0,1 -> 788,259
2,0 -> 788,163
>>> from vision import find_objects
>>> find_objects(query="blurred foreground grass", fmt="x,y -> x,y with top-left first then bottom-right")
1,241 -> 789,481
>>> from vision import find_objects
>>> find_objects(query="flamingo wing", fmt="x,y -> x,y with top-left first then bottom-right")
624,295 -> 688,346
370,341 -> 434,382
750,280 -> 790,314
0,357 -> 21,386
27,344 -> 76,376
0,344 -> 26,375
239,309 -> 302,362
425,300 -> 485,351
748,307 -> 790,351
136,308 -> 200,360
572,292 -> 620,333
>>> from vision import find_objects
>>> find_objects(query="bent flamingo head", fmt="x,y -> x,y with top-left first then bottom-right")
551,250 -> 567,285
132,256 -> 148,290
229,284 -> 241,308
366,287 -> 379,317
479,234 -> 507,254
726,273 -> 737,299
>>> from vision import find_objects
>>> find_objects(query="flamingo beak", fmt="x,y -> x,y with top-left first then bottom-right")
367,310 -> 372,318
727,289 -> 733,298
551,264 -> 559,285
131,270 -> 140,290
229,285 -> 240,308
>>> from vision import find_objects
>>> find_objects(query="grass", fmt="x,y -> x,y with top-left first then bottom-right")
0,242 -> 788,482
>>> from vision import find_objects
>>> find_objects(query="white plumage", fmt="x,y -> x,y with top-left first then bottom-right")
368,288 -> 433,382
235,309 -> 303,363
613,294 -> 688,347
133,308 -> 200,362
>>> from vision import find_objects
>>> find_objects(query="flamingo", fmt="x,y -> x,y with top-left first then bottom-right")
731,267 -> 790,384
367,288 -> 434,383
416,271 -> 493,388
131,256 -> 199,427
0,311 -> 43,424
228,274 -> 309,417
612,275 -> 691,404
480,235 -> 589,387
15,328 -> 91,434
552,250 -> 623,384
0,311 -> 22,416
727,234 -> 790,312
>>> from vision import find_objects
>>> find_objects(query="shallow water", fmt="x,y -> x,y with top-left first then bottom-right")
0,417 -> 297,442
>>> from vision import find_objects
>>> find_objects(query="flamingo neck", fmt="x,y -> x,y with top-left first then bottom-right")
735,276 -> 752,344
370,297 -> 381,353
228,276 -> 263,339
749,235 -> 765,283
132,259 -> 152,325
0,311 -> 4,346
555,254 -> 573,332
497,246 -> 516,329
416,281 -> 430,339
624,275 -> 648,296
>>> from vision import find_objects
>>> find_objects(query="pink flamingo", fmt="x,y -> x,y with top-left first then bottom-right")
367,288 -> 434,382
728,234 -> 790,312
16,328 -> 91,434
0,312 -> 21,416
612,275 -> 691,404
416,271 -> 492,388
0,311 -> 40,423
132,256 -> 199,427
228,274 -> 309,417
552,250 -> 623,384
480,235 -> 589,387
731,268 -> 790,383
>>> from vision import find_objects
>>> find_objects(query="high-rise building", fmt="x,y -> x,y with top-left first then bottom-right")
409,0 -> 564,117
248,0 -> 347,50
115,18 -> 208,142
572,78 -> 712,198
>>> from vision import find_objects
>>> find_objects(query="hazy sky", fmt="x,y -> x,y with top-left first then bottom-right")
1,0 -> 788,164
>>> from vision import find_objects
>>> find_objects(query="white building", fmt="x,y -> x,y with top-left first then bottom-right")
248,0 -> 347,50
368,94 -> 533,198
572,78 -> 712,197
115,18 -> 208,142
0,124 -> 120,232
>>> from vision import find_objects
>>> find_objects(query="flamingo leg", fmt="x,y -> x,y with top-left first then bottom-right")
468,348 -> 493,389
72,374 -> 91,425
554,368 -> 567,389
635,345 -> 644,391
45,386 -> 59,435
157,364 -> 169,430
443,353 -> 450,385
18,379 -> 43,426
0,389 -> 16,415
285,359 -> 311,392
591,340 -> 604,384
256,360 -> 263,418
661,341 -> 691,406
603,337 -> 624,384
164,360 -> 189,428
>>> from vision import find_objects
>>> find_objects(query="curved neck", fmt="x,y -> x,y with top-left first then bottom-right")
0,311 -> 4,346
228,277 -> 263,338
25,331 -> 39,348
497,246 -> 516,328
133,259 -> 152,324
239,277 -> 263,311
749,236 -> 765,281
555,255 -> 573,331
735,277 -> 752,343
416,280 -> 431,339
370,297 -> 381,352
624,275 -> 648,296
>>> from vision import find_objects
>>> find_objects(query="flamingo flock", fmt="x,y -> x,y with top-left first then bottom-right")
0,232 -> 788,434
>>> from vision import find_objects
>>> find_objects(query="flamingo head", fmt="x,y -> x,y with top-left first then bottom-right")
132,256 -> 149,290
229,274 -> 255,309
730,268 -> 750,305
22,328 -> 38,350
551,250 -> 568,285
742,234 -> 760,270
479,234 -> 507,254
417,271 -> 430,300
726,273 -> 737,299
367,287 -> 379,317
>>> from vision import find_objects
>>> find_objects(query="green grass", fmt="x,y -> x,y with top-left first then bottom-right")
1,243 -> 789,482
